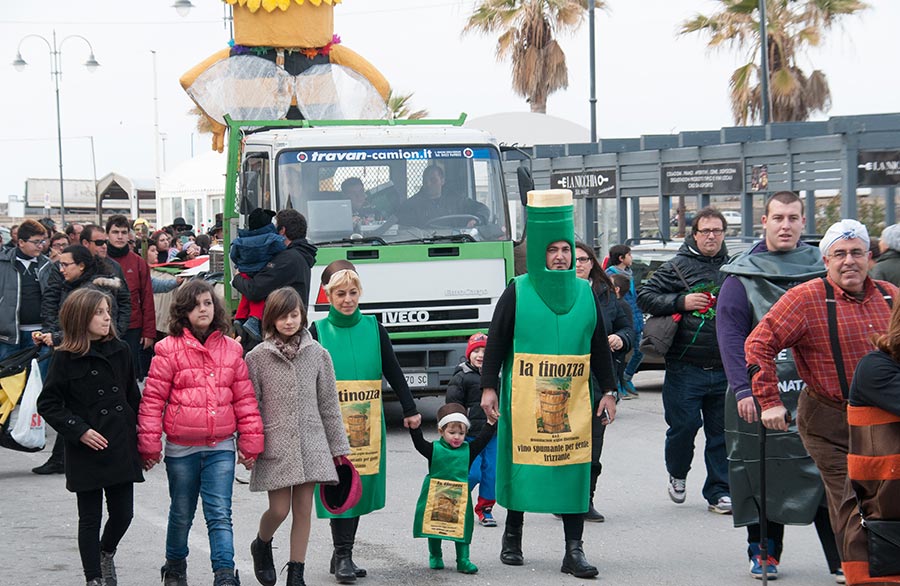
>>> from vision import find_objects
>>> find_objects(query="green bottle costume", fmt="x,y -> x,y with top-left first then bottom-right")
314,306 -> 386,518
496,192 -> 597,514
720,245 -> 827,526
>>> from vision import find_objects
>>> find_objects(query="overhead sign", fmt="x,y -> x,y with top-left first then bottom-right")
661,162 -> 743,195
858,151 -> 900,186
550,169 -> 617,199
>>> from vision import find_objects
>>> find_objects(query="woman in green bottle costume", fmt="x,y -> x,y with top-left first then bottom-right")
311,260 -> 422,584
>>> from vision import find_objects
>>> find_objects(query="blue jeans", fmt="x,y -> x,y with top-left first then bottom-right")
467,433 -> 497,501
0,330 -> 50,380
164,450 -> 236,571
662,360 -> 729,504
624,333 -> 644,378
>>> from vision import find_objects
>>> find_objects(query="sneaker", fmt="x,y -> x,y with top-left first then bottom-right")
835,568 -> 845,584
749,555 -> 778,579
620,390 -> 635,400
668,476 -> 686,504
624,380 -> 639,397
480,507 -> 497,527
708,496 -> 733,514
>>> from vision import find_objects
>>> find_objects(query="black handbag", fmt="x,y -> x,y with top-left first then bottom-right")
865,518 -> 900,577
639,263 -> 691,358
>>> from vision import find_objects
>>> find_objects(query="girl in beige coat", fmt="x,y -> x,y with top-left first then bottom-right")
245,287 -> 351,586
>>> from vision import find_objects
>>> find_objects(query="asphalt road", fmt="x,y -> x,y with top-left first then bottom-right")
3,371 -> 841,585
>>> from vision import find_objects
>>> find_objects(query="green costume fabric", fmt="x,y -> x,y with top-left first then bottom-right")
413,438 -> 474,544
314,306 -> 386,518
524,198 -> 578,314
721,245 -> 826,526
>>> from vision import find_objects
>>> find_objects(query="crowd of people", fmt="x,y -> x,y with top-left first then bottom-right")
4,188 -> 900,586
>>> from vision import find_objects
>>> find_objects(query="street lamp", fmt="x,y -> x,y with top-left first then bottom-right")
13,30 -> 100,226
172,0 -> 195,17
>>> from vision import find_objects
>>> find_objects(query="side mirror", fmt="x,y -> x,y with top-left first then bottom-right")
516,166 -> 533,207
239,170 -> 260,214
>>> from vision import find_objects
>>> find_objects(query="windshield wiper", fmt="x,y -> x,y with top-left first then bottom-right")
315,236 -> 386,246
393,233 -> 476,244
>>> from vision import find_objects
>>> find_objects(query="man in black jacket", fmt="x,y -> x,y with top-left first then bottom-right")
637,207 -> 731,515
231,209 -> 317,308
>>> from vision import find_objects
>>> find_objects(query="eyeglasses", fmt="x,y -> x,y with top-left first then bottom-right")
695,229 -> 725,236
575,256 -> 592,264
91,239 -> 108,246
58,261 -> 76,268
51,242 -> 67,249
828,249 -> 867,260
25,239 -> 46,246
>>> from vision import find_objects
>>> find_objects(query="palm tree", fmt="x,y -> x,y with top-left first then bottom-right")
680,0 -> 868,125
464,0 -> 605,114
387,90 -> 429,120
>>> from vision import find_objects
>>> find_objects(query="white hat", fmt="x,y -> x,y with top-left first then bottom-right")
819,219 -> 870,257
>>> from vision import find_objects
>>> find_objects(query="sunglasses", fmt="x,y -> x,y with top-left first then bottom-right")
91,239 -> 108,246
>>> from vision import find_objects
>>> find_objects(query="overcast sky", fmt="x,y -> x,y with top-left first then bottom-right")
2,0 -> 897,201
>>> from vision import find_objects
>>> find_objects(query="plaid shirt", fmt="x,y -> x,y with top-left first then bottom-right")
745,276 -> 896,410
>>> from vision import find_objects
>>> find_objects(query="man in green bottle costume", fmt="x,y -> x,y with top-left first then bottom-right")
481,189 -> 619,578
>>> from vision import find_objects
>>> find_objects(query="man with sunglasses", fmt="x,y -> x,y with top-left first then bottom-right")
746,219 -> 897,582
637,207 -> 732,515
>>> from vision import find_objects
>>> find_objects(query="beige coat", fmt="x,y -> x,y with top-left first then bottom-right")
245,330 -> 350,492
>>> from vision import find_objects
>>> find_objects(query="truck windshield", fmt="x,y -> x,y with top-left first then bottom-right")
275,145 -> 510,244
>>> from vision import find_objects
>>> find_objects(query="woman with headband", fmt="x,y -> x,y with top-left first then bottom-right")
311,260 -> 422,584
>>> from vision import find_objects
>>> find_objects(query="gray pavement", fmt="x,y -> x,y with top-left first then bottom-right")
3,371 -> 840,585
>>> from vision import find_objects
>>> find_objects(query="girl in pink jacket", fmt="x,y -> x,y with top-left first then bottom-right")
138,280 -> 263,586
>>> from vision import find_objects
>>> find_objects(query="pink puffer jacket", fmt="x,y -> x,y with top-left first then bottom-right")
138,329 -> 264,459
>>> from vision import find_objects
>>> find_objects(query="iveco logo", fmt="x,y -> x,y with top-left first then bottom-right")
383,310 -> 430,324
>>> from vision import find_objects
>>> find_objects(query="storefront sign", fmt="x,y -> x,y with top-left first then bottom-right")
551,169 -> 617,198
858,151 -> 900,186
661,162 -> 744,195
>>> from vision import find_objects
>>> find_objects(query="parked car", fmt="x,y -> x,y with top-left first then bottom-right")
722,210 -> 742,227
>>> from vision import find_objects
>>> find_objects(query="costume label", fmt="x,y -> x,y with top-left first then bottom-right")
338,380 -> 383,476
420,478 -> 468,539
510,352 -> 591,466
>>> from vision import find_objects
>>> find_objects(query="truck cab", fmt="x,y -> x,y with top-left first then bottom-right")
225,119 -> 515,396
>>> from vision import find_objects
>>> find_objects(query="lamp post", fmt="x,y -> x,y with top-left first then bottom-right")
758,0 -> 771,125
13,30 -> 99,226
173,0 -> 234,39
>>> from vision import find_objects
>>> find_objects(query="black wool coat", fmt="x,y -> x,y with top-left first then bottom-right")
37,339 -> 144,493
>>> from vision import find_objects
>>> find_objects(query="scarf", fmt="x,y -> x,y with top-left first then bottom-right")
107,242 -> 129,259
273,334 -> 303,360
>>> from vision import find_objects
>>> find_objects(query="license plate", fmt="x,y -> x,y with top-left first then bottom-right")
404,372 -> 429,388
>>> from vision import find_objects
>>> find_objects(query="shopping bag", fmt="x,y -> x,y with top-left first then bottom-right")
10,359 -> 46,450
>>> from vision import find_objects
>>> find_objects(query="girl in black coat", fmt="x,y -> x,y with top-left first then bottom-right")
37,288 -> 143,586
574,242 -> 635,523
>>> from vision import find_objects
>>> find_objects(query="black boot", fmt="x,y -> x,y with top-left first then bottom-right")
286,561 -> 306,586
585,465 -> 605,522
250,536 -> 276,586
32,435 -> 64,474
160,558 -> 188,586
560,539 -> 598,578
500,523 -> 524,566
213,567 -> 241,586
331,519 -> 357,584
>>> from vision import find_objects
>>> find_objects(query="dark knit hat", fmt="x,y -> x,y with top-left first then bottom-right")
466,332 -> 487,360
248,208 -> 276,231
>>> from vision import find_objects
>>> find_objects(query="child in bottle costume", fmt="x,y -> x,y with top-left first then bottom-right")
409,403 -> 495,574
